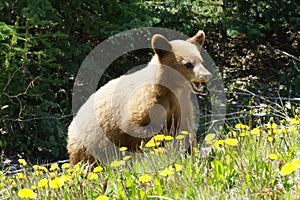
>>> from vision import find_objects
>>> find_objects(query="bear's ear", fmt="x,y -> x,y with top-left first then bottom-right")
187,30 -> 205,47
151,34 -> 172,57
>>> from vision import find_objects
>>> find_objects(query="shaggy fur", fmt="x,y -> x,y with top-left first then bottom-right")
67,30 -> 212,164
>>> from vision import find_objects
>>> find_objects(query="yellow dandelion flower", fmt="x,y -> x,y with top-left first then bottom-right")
110,160 -> 125,168
268,154 -> 278,160
298,184 -> 300,190
228,131 -> 237,137
17,173 -> 26,180
159,169 -> 174,177
123,156 -> 131,161
289,126 -> 297,132
49,177 -> 64,189
38,178 -> 48,188
151,147 -> 166,154
33,165 -> 48,172
31,186 -> 37,191
61,175 -> 72,182
62,163 -> 70,169
205,133 -> 216,144
180,131 -> 189,135
95,195 -> 109,200
50,163 -> 60,171
213,140 -> 224,149
280,162 -> 298,176
291,159 -> 300,167
18,188 -> 37,199
225,138 -> 238,146
291,118 -> 300,125
139,174 -> 152,183
93,166 -> 103,173
240,132 -> 249,137
235,123 -> 250,130
152,134 -> 165,141
164,135 -> 173,141
251,128 -> 260,135
87,172 -> 98,181
119,146 -> 128,152
145,139 -> 160,148
11,182 -> 17,188
34,171 -> 43,176
18,159 -> 27,166
174,164 -> 183,172
267,137 -> 273,142
192,147 -> 199,153
267,123 -> 277,129
280,127 -> 287,134
175,135 -> 185,140
49,172 -> 56,179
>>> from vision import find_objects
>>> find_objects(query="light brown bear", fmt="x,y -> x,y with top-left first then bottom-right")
67,30 -> 212,164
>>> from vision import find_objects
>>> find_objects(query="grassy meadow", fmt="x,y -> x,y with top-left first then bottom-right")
1,108 -> 300,200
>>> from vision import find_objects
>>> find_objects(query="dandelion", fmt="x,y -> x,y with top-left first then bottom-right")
33,165 -> 48,172
240,132 -> 249,137
152,134 -> 165,141
268,154 -> 278,160
228,131 -> 237,137
31,186 -> 37,191
62,163 -> 70,169
61,175 -> 72,183
18,188 -> 37,199
251,128 -> 260,135
235,123 -> 250,130
17,173 -> 26,180
291,159 -> 300,167
213,140 -> 224,149
280,162 -> 298,176
49,177 -> 64,189
110,160 -> 125,168
181,131 -> 189,135
38,178 -> 48,188
151,147 -> 166,154
159,169 -> 174,177
175,135 -> 185,140
145,139 -> 160,148
93,166 -> 103,173
87,172 -> 99,181
267,123 -> 277,130
289,126 -> 297,132
225,138 -> 238,146
205,133 -> 215,145
18,159 -> 27,167
291,118 -> 300,125
174,164 -> 183,172
192,147 -> 199,153
267,137 -> 273,142
164,135 -> 173,141
139,174 -> 152,183
123,156 -> 131,161
50,163 -> 60,171
280,127 -> 287,134
119,146 -> 128,152
95,195 -> 109,200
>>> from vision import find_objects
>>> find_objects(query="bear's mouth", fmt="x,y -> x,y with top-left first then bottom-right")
191,80 -> 204,94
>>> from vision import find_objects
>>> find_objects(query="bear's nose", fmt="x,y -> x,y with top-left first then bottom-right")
203,72 -> 212,82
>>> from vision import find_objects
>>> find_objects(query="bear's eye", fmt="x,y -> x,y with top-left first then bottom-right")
184,62 -> 194,69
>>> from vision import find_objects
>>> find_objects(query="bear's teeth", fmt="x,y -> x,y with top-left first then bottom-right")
191,81 -> 203,93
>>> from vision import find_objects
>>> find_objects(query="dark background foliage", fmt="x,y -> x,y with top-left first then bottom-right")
0,0 -> 299,161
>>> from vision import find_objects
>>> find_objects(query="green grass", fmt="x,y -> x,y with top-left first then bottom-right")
1,109 -> 300,199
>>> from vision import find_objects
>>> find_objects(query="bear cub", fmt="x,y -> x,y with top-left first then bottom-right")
67,30 -> 212,164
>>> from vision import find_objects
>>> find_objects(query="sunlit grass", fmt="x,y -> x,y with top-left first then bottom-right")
1,108 -> 300,199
